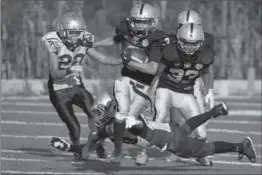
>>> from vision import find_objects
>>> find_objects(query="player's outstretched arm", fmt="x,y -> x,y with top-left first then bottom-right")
201,64 -> 215,108
93,36 -> 116,47
86,48 -> 123,65
127,61 -> 159,75
201,64 -> 214,93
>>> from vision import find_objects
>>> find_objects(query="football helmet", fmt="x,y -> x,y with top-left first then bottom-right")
56,12 -> 87,49
127,3 -> 158,38
176,23 -> 204,56
177,10 -> 202,28
91,92 -> 115,128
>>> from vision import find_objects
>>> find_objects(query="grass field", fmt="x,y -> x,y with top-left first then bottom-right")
1,97 -> 261,175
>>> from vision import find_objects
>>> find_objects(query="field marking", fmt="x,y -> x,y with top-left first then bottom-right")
1,156 -> 261,167
2,101 -> 262,107
1,170 -> 104,175
1,120 -> 261,135
1,157 -> 47,162
2,149 -> 261,160
207,129 -> 261,136
1,134 -> 261,148
2,119 -> 262,127
1,109 -> 261,117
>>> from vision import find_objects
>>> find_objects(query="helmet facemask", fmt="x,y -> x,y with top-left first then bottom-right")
91,104 -> 113,129
176,23 -> 204,57
177,38 -> 203,56
59,27 -> 85,50
57,13 -> 87,50
128,17 -> 157,38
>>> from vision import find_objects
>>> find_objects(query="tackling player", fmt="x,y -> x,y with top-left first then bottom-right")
42,12 -> 122,160
50,92 -> 257,165
93,3 -> 169,164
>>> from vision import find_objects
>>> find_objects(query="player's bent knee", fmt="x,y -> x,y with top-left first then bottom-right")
115,112 -> 127,122
194,126 -> 207,140
193,142 -> 214,158
154,108 -> 168,122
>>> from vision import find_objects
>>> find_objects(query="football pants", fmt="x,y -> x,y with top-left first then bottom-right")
113,76 -> 150,117
154,87 -> 207,139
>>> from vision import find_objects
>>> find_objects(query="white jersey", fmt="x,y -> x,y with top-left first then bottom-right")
42,31 -> 87,90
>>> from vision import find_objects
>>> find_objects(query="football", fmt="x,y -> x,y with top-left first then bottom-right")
124,47 -> 148,63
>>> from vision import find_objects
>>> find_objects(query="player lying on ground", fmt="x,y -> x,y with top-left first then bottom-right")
50,92 -> 257,165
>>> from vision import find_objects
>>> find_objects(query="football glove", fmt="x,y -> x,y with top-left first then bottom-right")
121,50 -> 132,66
81,31 -> 94,48
69,65 -> 83,74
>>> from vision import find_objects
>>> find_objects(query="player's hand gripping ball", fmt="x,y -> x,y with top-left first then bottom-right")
122,48 -> 148,66
69,65 -> 83,74
81,31 -> 94,48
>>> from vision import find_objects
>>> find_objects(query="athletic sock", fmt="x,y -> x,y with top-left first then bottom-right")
186,110 -> 216,132
213,141 -> 243,154
68,144 -> 85,153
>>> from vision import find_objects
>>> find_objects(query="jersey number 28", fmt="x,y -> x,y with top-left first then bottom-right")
58,54 -> 85,70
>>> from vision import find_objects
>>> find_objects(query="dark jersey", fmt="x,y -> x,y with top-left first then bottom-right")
91,111 -> 189,154
158,42 -> 214,94
114,20 -> 169,85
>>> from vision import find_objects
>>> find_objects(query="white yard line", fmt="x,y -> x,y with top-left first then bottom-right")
1,170 -> 104,175
1,120 -> 261,135
1,157 -> 261,168
2,101 -> 261,107
1,134 -> 261,148
2,149 -> 261,159
2,119 -> 261,126
1,109 -> 261,117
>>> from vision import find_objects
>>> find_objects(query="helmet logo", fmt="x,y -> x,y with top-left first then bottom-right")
195,63 -> 203,70
70,20 -> 78,28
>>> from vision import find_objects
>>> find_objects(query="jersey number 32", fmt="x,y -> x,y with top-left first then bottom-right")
168,68 -> 199,83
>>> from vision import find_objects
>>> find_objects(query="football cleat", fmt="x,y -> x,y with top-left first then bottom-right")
135,152 -> 148,166
211,102 -> 229,118
50,137 -> 70,152
196,157 -> 213,167
95,145 -> 107,159
73,153 -> 83,161
238,137 -> 257,163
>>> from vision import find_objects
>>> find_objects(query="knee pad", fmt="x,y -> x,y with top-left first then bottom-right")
115,112 -> 127,122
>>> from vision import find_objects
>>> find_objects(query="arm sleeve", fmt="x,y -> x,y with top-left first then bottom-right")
204,32 -> 215,49
202,48 -> 215,67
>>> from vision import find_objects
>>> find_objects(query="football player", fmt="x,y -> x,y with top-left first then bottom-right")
42,12 -> 122,160
165,10 -> 215,164
93,3 -> 169,164
50,92 -> 256,165
135,23 -> 214,166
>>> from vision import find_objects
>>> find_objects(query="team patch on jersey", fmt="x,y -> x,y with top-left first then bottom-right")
142,39 -> 149,47
195,63 -> 204,70
42,37 -> 62,53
